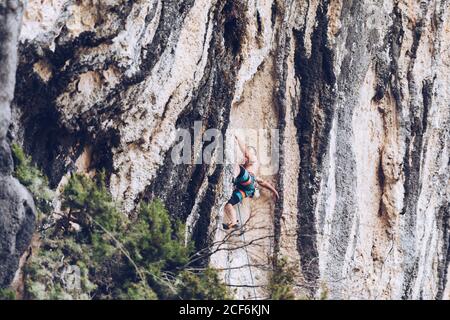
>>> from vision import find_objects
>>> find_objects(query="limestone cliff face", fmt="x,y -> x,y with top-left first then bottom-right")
3,0 -> 449,299
0,0 -> 36,288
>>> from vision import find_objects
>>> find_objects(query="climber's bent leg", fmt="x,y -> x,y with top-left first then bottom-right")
223,190 -> 245,230
223,203 -> 237,229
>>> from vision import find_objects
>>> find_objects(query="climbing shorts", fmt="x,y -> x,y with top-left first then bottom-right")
227,166 -> 256,206
228,189 -> 247,206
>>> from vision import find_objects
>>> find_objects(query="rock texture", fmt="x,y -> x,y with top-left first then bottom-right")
4,0 -> 450,299
0,0 -> 36,288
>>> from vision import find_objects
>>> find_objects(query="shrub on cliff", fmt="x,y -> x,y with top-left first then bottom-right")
0,288 -> 16,300
177,268 -> 230,300
24,238 -> 96,300
125,201 -> 191,273
24,172 -> 229,300
267,257 -> 297,300
11,143 -> 54,215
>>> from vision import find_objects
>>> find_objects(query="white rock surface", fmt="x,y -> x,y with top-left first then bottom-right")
8,0 -> 450,299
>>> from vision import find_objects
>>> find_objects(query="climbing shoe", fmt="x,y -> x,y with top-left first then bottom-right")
222,221 -> 240,230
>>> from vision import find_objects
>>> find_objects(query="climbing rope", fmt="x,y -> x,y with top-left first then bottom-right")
225,237 -> 232,286
236,203 -> 258,299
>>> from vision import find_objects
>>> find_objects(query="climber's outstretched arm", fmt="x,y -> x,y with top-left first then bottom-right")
234,134 -> 257,163
234,134 -> 247,156
256,178 -> 280,200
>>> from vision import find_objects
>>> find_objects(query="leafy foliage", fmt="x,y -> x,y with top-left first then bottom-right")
24,237 -> 97,300
178,268 -> 230,300
126,201 -> 191,272
267,257 -> 297,300
0,288 -> 16,300
23,172 -> 229,300
117,281 -> 157,300
11,143 -> 54,216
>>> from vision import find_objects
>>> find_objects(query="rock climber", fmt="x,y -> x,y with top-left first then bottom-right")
223,134 -> 280,230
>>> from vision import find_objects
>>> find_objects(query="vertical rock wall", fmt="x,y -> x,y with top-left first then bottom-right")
0,0 -> 36,289
2,0 -> 449,299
